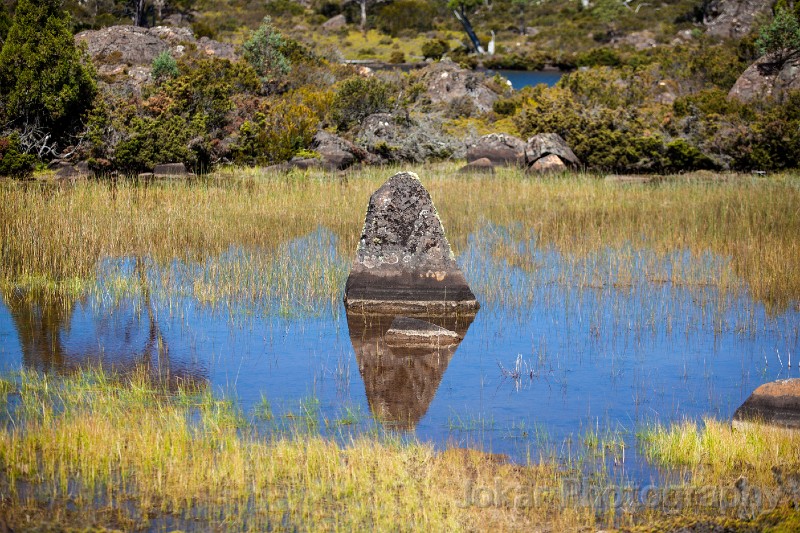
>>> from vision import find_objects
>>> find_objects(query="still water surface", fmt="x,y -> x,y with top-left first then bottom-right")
1,227 -> 798,482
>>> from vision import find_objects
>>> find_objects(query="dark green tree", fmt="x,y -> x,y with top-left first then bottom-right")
0,0 -> 96,156
756,8 -> 800,66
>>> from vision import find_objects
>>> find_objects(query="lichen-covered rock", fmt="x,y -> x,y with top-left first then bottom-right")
344,171 -> 479,313
703,0 -> 773,39
733,378 -> 800,429
356,113 -> 463,163
153,162 -> 187,177
728,56 -> 800,103
321,14 -> 347,31
466,133 -> 526,166
524,133 -> 580,169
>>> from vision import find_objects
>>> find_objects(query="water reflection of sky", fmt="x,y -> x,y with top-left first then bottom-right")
1,227 -> 798,483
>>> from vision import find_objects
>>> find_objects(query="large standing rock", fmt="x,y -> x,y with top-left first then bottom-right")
344,171 -> 479,313
524,133 -> 580,170
466,133 -> 526,166
733,379 -> 800,429
728,56 -> 800,103
703,0 -> 773,40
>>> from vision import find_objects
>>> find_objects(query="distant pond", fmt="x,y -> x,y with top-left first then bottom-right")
492,69 -> 563,89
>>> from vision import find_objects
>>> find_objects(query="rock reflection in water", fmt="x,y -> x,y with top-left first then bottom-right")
346,311 -> 476,430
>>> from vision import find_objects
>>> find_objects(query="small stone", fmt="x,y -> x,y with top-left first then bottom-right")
384,316 -> 461,348
153,162 -> 187,177
733,378 -> 800,429
458,157 -> 495,174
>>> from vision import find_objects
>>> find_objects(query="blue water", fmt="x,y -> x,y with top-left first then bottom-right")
2,226 -> 798,483
495,69 -> 563,89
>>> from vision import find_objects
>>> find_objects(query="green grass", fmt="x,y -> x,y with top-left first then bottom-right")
2,164 -> 799,315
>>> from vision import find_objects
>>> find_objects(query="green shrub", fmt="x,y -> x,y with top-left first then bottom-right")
0,134 -> 37,178
243,16 -> 291,83
151,51 -> 179,82
756,8 -> 800,66
389,51 -> 406,64
421,39 -> 450,60
232,100 -> 318,165
330,76 -> 391,131
113,114 -> 204,173
576,47 -> 621,67
0,0 -> 96,145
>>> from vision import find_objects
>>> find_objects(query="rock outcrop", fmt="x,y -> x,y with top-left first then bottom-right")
416,59 -> 500,114
466,133 -> 526,166
728,56 -> 800,103
524,133 -> 580,171
703,0 -> 773,40
733,379 -> 800,429
75,25 -> 236,93
343,171 -> 479,313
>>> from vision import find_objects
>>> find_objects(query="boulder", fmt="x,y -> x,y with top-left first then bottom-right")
458,157 -> 495,175
74,161 -> 91,176
322,14 -> 347,31
311,131 -> 372,170
76,26 -> 173,67
384,316 -> 461,348
343,171 -> 479,313
466,133 -> 526,166
728,56 -> 800,103
416,59 -> 500,114
703,0 -> 772,40
615,30 -> 657,51
524,133 -> 580,170
197,36 -> 237,61
529,154 -> 566,173
733,379 -> 800,429
153,162 -> 187,177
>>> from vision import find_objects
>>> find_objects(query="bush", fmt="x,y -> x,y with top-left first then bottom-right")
421,39 -> 450,60
330,76 -> 391,131
0,0 -> 96,149
389,51 -> 406,64
755,8 -> 800,66
232,100 -> 318,165
151,51 -> 179,82
112,114 -> 205,173
243,16 -> 291,83
0,134 -> 37,178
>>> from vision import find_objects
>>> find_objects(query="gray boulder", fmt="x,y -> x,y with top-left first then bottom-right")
728,56 -> 800,103
704,0 -> 772,39
466,133 -> 526,166
416,59 -> 500,114
311,131 -> 372,170
733,378 -> 800,429
322,14 -> 347,31
524,133 -> 580,170
343,171 -> 479,313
